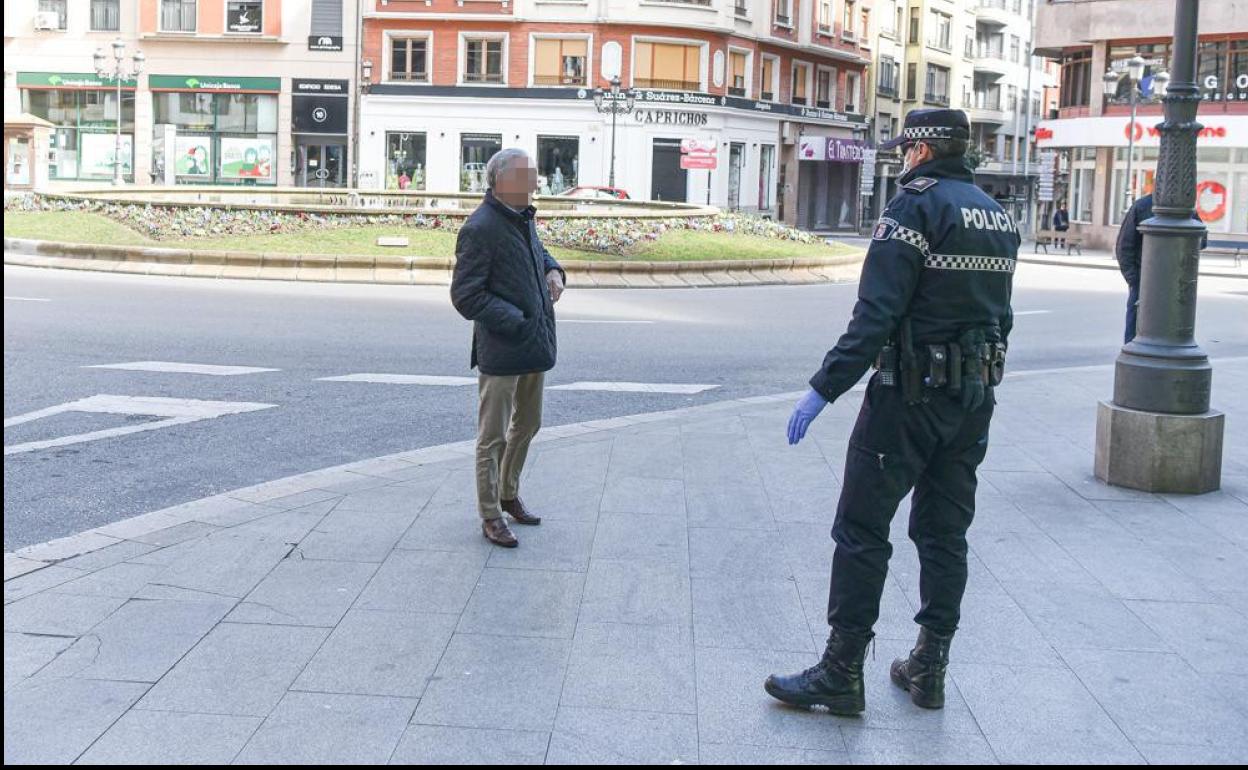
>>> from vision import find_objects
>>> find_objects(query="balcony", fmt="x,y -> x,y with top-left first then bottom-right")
975,0 -> 1013,27
967,93 -> 1008,123
973,48 -> 1010,77
634,78 -> 701,92
924,92 -> 950,107
877,84 -> 898,100
533,74 -> 587,87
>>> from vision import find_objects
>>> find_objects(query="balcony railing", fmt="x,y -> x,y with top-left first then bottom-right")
775,14 -> 791,26
533,74 -> 586,86
463,72 -> 504,84
977,45 -> 1005,60
877,84 -> 898,98
924,92 -> 951,106
633,78 -> 701,91
761,90 -> 775,101
973,93 -> 1002,110
728,86 -> 746,97
734,1 -> 748,15
390,71 -> 429,83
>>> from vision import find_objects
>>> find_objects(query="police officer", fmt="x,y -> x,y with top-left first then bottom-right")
764,108 -> 1018,716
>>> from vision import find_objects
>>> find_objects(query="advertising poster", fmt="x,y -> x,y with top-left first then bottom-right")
174,136 -> 212,177
219,136 -> 274,181
79,133 -> 133,178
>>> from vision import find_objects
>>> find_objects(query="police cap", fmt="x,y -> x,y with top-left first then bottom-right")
879,108 -> 971,151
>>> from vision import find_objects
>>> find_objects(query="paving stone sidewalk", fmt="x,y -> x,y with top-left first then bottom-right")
5,362 -> 1247,765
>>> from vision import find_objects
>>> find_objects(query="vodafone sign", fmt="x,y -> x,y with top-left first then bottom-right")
1035,116 -> 1248,149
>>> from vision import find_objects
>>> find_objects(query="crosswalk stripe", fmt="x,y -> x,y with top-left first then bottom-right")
86,362 -> 280,376
318,374 -> 478,386
549,381 -> 720,394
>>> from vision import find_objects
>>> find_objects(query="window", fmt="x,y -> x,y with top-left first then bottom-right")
463,37 -> 505,84
1196,40 -> 1227,101
152,91 -> 278,185
908,7 -> 919,44
160,0 -> 196,32
816,68 -> 832,108
924,64 -> 950,106
460,133 -> 501,192
962,78 -> 973,109
877,56 -> 899,98
791,62 -> 810,106
729,50 -> 748,97
1069,147 -> 1096,223
758,144 -> 775,210
927,10 -> 951,51
38,0 -> 67,29
845,71 -> 861,112
878,113 -> 893,144
818,0 -> 832,33
1059,49 -> 1092,108
1009,35 -> 1020,64
735,0 -> 748,17
390,37 -> 429,82
906,62 -> 917,100
1106,44 -> 1171,104
534,38 -> 587,86
226,1 -> 262,34
843,0 -> 856,38
90,0 -> 120,31
775,0 -> 792,26
537,136 -> 578,195
861,8 -> 869,39
23,88 -> 135,180
634,41 -> 701,91
964,28 -> 974,59
978,32 -> 1003,60
1007,85 -> 1018,113
311,0 -> 343,38
386,132 -> 427,191
761,55 -> 778,101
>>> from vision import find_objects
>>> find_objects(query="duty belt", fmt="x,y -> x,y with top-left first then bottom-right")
874,339 -> 1006,397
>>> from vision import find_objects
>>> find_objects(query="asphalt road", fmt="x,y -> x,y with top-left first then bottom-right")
5,261 -> 1247,550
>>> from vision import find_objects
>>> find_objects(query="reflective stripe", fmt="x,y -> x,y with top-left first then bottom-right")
891,225 -> 930,255
925,254 -> 1016,272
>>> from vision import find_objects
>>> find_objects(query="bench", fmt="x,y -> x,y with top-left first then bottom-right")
1034,229 -> 1084,256
1206,239 -> 1246,268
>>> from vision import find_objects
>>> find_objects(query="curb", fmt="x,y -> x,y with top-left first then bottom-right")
1017,253 -> 1246,279
3,238 -> 865,289
3,390 -> 807,582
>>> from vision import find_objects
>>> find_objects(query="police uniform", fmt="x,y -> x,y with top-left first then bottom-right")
765,109 -> 1018,715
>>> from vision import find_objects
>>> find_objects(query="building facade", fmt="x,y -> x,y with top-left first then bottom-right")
1034,0 -> 1248,249
357,0 -> 872,229
863,0 -> 1048,229
3,0 -> 359,187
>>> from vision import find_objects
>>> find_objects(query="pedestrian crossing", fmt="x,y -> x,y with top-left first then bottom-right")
85,361 -> 280,376
318,374 -> 478,386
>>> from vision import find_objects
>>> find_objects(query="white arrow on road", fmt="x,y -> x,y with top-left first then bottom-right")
4,395 -> 276,455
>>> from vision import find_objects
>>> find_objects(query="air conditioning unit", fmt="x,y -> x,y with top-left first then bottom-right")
34,11 -> 61,30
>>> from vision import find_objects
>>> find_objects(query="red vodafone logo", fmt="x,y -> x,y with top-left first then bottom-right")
1125,121 -> 1145,142
1196,180 -> 1228,222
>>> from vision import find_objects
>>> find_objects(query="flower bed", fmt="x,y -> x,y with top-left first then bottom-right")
5,193 -> 826,257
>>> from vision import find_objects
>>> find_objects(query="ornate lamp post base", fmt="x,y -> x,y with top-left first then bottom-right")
1095,401 -> 1223,494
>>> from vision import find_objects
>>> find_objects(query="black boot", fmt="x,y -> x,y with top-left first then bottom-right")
890,626 -> 953,709
763,628 -> 872,716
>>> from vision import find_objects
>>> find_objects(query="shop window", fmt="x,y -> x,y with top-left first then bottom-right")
160,0 -> 197,32
1069,148 -> 1096,224
38,0 -> 67,29
386,131 -> 427,190
226,1 -> 262,34
90,0 -> 120,31
464,38 -> 505,84
634,41 -> 702,92
791,63 -> 810,106
534,39 -> 587,86
537,136 -> 578,195
390,37 -> 429,82
729,50 -> 748,97
461,133 -> 502,192
151,91 -> 277,185
21,87 -> 135,181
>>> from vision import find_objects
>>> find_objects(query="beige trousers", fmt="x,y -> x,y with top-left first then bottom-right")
475,372 -> 545,520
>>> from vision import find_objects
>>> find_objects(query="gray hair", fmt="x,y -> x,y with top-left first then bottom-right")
485,148 -> 531,189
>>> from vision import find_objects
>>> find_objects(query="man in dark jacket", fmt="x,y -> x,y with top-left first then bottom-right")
1116,194 -> 1205,343
451,148 -> 566,548
1052,201 -> 1070,249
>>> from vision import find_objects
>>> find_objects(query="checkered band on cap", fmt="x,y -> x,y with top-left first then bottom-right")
925,254 -> 1017,273
902,126 -> 958,141
891,224 -> 930,256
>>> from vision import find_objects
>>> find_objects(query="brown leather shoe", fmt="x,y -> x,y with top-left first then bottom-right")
482,517 -> 518,547
501,497 -> 542,526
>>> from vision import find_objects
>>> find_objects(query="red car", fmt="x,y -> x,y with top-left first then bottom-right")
557,185 -> 631,200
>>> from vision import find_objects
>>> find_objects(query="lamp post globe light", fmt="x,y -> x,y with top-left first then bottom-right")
94,38 -> 143,186
1094,0 -> 1223,494
1104,55 -> 1169,214
592,77 -> 637,190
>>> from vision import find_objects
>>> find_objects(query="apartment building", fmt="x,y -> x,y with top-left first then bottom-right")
4,0 -> 358,187
357,0 -> 872,229
1034,0 -> 1247,248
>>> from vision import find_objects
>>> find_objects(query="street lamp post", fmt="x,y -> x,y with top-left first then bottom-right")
1094,0 -> 1224,494
94,39 -> 144,186
592,77 -> 637,189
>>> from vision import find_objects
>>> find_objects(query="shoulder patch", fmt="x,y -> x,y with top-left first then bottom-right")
872,217 -> 899,241
902,177 -> 939,194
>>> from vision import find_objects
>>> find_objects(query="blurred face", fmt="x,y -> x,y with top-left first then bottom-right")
494,155 -> 539,208
901,141 -> 934,174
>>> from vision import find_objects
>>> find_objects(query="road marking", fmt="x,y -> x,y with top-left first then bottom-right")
549,381 -> 720,394
318,373 -> 478,386
4,296 -> 51,302
4,395 -> 276,456
85,361 -> 280,376
561,320 -> 656,325
1014,310 -> 1051,316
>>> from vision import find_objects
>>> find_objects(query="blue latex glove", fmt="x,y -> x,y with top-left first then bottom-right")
787,389 -> 829,445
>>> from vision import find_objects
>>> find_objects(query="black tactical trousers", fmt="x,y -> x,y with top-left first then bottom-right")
826,374 -> 994,638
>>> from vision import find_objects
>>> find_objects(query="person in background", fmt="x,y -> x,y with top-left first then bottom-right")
1052,201 -> 1070,249
1115,193 -> 1206,343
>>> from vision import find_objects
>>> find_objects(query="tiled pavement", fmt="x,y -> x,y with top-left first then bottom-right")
5,361 -> 1247,764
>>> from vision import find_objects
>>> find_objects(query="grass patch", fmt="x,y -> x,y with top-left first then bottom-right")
5,210 -> 861,262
